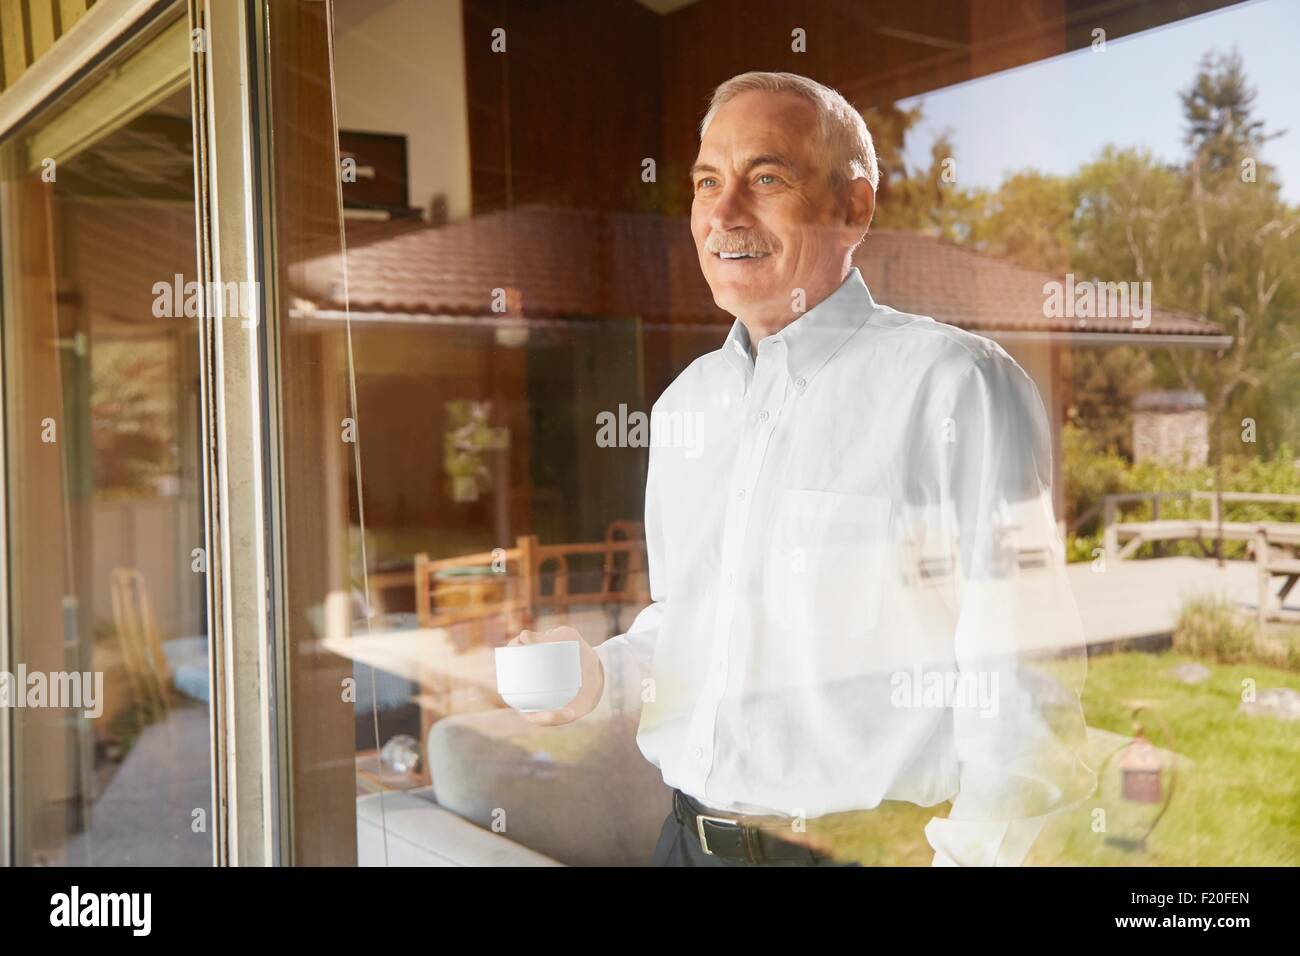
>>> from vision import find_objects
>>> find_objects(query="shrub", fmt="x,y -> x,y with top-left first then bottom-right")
1064,426 -> 1300,562
1173,593 -> 1300,671
1172,594 -> 1257,664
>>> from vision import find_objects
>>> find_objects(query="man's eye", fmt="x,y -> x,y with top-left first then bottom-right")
696,178 -> 717,190
756,174 -> 780,185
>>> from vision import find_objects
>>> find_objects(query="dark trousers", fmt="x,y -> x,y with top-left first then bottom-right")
651,801 -> 862,867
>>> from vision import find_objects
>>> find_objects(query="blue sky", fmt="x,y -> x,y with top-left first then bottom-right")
896,0 -> 1299,203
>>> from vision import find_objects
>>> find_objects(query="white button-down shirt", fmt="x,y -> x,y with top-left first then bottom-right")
591,267 -> 1096,866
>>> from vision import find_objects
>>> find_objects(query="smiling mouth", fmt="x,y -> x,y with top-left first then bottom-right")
714,251 -> 771,260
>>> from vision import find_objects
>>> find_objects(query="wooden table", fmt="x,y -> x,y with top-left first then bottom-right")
354,748 -> 425,795
326,624 -> 504,787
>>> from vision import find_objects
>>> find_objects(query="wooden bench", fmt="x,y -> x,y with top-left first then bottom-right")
1097,491 -> 1300,624
1103,493 -> 1300,556
1256,528 -> 1300,624
1109,520 -> 1260,560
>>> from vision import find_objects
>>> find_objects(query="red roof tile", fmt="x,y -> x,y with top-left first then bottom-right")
856,229 -> 1221,337
297,204 -> 1222,339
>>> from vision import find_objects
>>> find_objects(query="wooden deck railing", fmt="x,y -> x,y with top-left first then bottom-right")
1098,491 -> 1300,623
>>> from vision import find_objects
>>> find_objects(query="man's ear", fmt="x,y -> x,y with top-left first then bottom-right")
842,177 -> 875,240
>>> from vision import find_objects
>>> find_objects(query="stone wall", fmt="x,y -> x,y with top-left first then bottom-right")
1133,409 -> 1208,466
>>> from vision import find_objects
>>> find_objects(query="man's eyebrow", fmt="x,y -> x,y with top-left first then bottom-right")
688,153 -> 799,182
743,153 -> 797,173
688,161 -> 719,181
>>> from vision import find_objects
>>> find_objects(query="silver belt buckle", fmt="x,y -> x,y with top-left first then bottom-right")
695,812 -> 741,855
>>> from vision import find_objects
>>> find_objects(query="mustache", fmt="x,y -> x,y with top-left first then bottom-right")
705,234 -> 775,255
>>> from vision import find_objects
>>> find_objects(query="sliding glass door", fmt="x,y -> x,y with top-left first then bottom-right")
0,9 -> 212,865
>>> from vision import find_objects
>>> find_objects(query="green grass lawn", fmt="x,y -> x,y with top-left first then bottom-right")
767,650 -> 1300,866
1025,649 -> 1300,866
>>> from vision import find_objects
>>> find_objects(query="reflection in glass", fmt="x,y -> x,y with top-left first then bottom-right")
0,20 -> 210,865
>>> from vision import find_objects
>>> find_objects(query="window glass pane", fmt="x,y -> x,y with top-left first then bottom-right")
0,16 -> 211,865
276,0 -> 1299,867
317,0 -> 739,867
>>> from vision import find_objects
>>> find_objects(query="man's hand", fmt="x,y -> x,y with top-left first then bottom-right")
505,625 -> 604,725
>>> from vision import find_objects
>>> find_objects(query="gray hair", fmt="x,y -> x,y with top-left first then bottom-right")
699,71 -> 879,193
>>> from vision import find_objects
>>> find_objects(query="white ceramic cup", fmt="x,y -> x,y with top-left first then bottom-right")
494,640 -> 582,713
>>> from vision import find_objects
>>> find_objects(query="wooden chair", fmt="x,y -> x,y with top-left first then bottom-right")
603,520 -> 647,594
408,526 -> 650,747
412,524 -> 651,638
413,535 -> 537,636
109,568 -> 172,720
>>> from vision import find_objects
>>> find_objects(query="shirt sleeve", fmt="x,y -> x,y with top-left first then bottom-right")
923,350 -> 1097,866
588,430 -> 668,720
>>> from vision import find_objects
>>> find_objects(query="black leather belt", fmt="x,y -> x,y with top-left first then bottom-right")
672,789 -> 826,864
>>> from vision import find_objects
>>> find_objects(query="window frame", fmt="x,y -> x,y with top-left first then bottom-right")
0,0 -> 303,867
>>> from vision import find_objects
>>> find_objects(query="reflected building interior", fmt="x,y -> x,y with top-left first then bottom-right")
2,66 -> 212,864
0,0 -> 1258,868
319,0 -> 1234,866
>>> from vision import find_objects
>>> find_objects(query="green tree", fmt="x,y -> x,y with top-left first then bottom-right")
867,101 -> 980,240
967,170 -> 1073,273
1170,50 -> 1298,457
1180,48 -> 1282,177
861,101 -> 923,213
91,340 -> 178,496
1064,48 -> 1300,460
1065,347 -> 1156,459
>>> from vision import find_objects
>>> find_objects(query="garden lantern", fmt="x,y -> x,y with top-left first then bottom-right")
1097,705 -> 1178,852
1119,736 -> 1164,803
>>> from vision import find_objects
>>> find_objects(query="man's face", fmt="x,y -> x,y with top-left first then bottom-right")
690,90 -> 852,325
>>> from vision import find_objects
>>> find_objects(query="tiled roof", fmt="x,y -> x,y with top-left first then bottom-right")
298,204 -> 1223,339
855,229 -> 1222,337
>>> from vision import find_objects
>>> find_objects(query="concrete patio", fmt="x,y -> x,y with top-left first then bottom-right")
1065,556 -> 1273,651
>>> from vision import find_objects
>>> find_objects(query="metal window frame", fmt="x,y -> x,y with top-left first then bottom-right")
0,197 -> 6,870
0,0 -> 178,138
0,0 -> 201,872
188,0 -> 290,866
0,0 -> 292,867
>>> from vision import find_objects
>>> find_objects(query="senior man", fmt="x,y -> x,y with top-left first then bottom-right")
511,71 -> 1096,867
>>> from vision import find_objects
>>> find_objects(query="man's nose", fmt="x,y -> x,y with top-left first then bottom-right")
708,180 -> 753,233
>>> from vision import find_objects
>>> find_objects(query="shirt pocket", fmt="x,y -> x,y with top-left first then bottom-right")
766,489 -> 894,641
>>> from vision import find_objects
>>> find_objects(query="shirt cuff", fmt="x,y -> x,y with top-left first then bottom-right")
925,815 -> 1045,867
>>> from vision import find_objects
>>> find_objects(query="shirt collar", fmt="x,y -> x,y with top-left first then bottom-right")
722,318 -> 754,384
721,267 -> 876,390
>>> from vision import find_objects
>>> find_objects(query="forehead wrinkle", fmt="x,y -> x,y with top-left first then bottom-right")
698,118 -> 817,180
691,148 -> 808,183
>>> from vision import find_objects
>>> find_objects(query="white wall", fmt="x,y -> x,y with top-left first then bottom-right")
331,0 -> 473,221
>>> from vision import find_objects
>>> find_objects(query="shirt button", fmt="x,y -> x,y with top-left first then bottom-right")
726,572 -> 736,586
795,377 -> 807,389
736,488 -> 746,500
693,746 -> 704,760
758,409 -> 770,423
